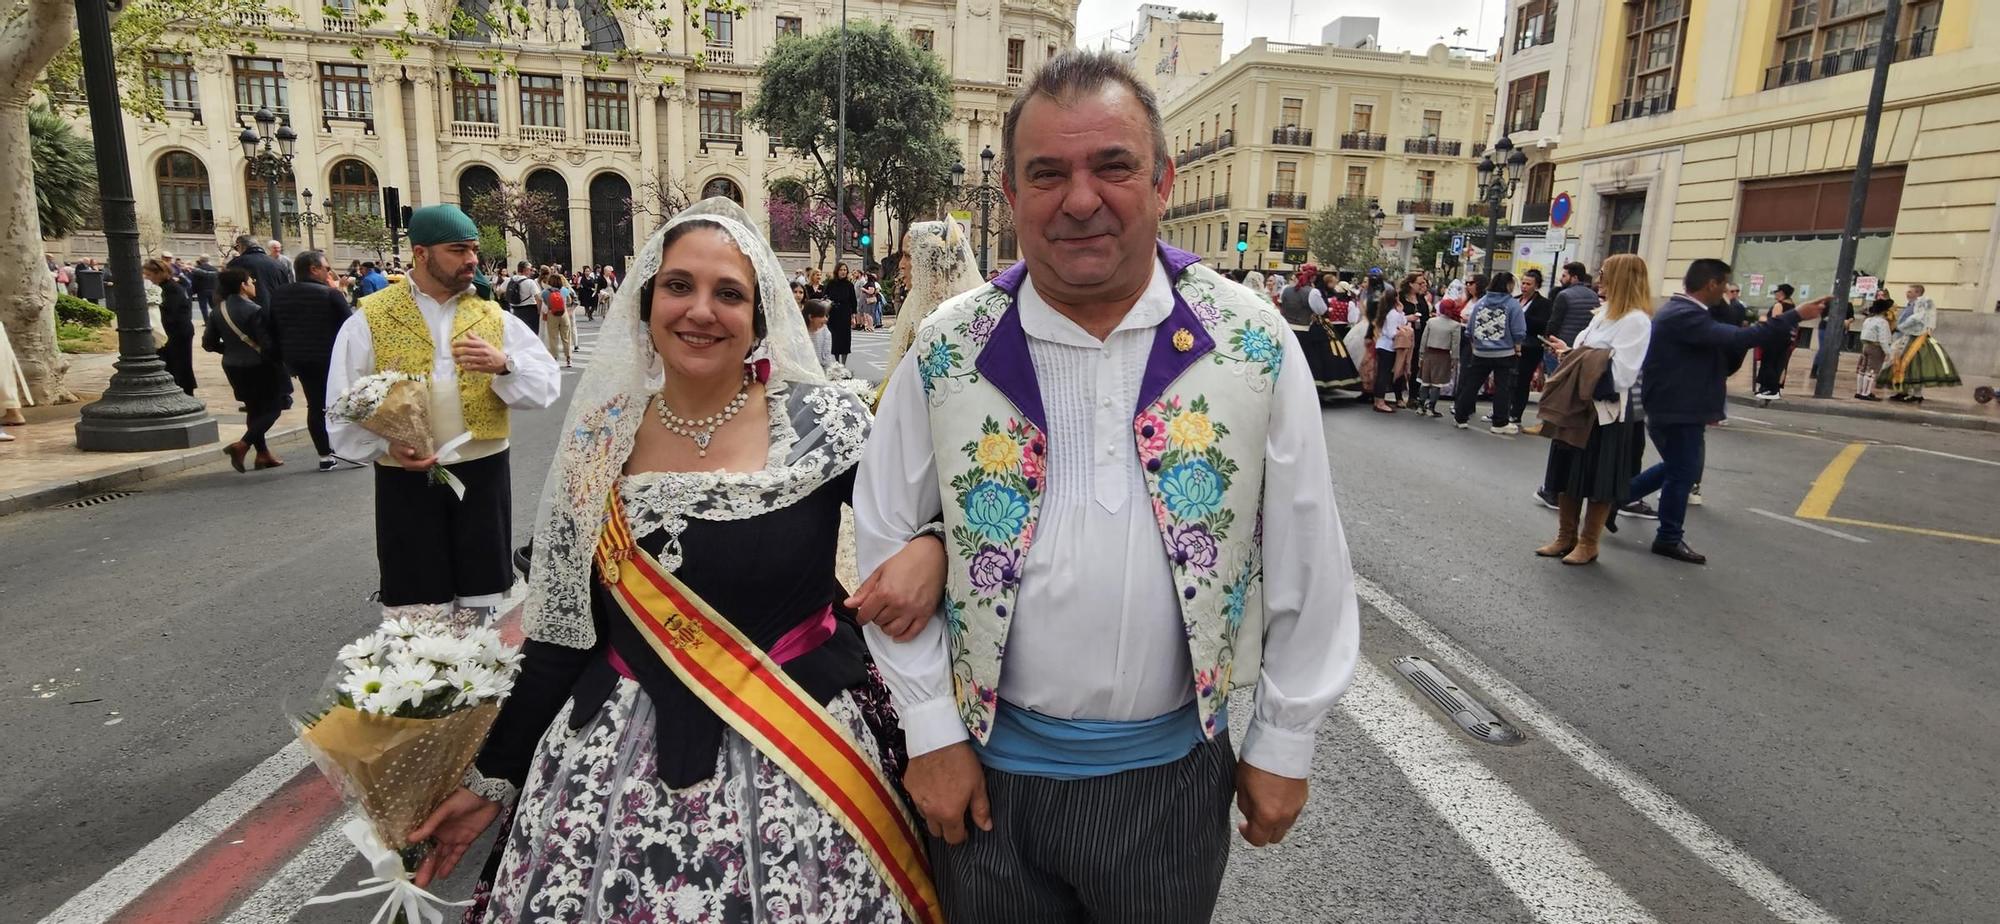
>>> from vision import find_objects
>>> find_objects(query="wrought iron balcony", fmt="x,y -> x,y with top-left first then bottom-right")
1404,137 -> 1462,156
1270,126 -> 1314,147
1763,30 -> 1936,90
1174,131 -> 1235,168
1339,131 -> 1387,151
1609,90 -> 1676,123
1337,195 -> 1373,209
1395,199 -> 1454,217
1266,192 -> 1308,209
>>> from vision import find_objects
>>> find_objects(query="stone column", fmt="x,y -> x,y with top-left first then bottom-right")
411,69 -> 443,210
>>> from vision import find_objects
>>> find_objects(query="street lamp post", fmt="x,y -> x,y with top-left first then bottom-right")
951,145 -> 1003,276
238,107 -> 297,245
71,0 -> 216,451
299,189 -> 331,252
1475,136 -> 1529,276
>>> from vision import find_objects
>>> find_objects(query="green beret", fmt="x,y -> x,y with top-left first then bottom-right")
407,205 -> 479,246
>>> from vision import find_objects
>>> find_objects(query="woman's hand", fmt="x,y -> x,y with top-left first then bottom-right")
847,534 -> 946,641
407,787 -> 501,888
1542,335 -> 1570,356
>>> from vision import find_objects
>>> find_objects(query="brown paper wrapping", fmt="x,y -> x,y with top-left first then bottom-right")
358,378 -> 437,457
299,702 -> 500,851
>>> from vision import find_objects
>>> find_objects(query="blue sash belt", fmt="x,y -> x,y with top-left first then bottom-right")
974,699 -> 1218,780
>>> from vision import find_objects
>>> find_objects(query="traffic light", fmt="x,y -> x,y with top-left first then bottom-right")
859,221 -> 873,249
1235,222 -> 1249,253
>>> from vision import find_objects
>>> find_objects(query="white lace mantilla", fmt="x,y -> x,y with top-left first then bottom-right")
617,383 -> 868,572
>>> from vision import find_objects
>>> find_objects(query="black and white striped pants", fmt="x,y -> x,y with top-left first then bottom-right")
926,734 -> 1236,924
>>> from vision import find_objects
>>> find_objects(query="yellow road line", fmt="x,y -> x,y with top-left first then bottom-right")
1794,443 -> 1867,519
1809,515 -> 2000,547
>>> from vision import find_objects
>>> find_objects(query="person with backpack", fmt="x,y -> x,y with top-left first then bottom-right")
1452,270 -> 1527,434
505,260 -> 542,335
540,271 -> 574,367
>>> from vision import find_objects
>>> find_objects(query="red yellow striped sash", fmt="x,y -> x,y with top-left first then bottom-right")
595,494 -> 941,924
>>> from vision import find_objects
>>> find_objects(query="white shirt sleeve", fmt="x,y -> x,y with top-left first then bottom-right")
492,308 -> 563,409
1607,314 -> 1651,395
854,349 -> 966,758
326,312 -> 387,461
1307,288 -> 1328,314
1240,329 -> 1362,778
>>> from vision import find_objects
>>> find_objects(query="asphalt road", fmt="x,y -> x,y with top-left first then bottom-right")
4,317 -> 1994,923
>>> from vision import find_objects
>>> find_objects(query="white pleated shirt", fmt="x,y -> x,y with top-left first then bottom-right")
856,262 -> 1361,778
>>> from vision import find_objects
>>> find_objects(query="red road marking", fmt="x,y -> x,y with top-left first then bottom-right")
95,602 -> 526,922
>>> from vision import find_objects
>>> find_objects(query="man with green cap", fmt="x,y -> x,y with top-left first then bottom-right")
326,204 -> 562,614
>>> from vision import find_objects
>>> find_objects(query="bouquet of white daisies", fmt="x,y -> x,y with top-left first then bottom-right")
328,371 -> 473,498
293,606 -> 520,860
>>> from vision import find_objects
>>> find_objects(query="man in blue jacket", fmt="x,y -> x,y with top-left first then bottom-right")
1454,270 -> 1528,434
1627,258 -> 1825,564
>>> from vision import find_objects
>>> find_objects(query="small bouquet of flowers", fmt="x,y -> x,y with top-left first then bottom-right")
328,371 -> 470,498
292,605 -> 520,922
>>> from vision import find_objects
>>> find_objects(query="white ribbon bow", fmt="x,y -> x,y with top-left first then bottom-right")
302,818 -> 472,924
430,432 -> 475,501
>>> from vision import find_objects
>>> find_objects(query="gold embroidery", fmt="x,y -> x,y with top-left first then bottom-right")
361,285 -> 510,439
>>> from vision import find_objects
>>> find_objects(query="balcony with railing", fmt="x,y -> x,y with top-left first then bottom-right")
1340,131 -> 1387,151
1609,90 -> 1676,123
450,120 -> 500,140
1270,126 -> 1314,147
705,42 -> 735,64
700,132 -> 744,155
1395,198 -> 1454,217
1404,137 -> 1463,157
1471,142 -> 1488,158
521,125 -> 566,144
1465,201 -> 1494,219
1763,30 -> 1936,90
1267,192 -> 1308,209
1165,194 -> 1230,220
1521,199 -> 1551,223
1174,131 -> 1235,168
1006,69 -> 1023,89
1337,195 -> 1374,210
586,129 -> 632,147
325,14 -> 361,33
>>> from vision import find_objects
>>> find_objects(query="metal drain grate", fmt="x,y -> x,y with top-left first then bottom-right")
57,491 -> 138,509
1392,656 -> 1526,745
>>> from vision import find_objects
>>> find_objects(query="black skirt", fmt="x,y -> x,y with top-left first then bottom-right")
1545,419 -> 1641,503
221,362 -> 293,416
1293,323 -> 1362,389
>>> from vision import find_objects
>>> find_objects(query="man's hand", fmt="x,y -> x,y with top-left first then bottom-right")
407,787 -> 501,888
1794,297 -> 1830,322
1235,761 -> 1307,847
388,440 -> 438,472
904,743 -> 991,845
451,331 -> 509,375
846,535 -> 946,642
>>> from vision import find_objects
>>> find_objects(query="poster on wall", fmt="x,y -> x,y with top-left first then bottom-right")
1855,276 -> 1879,297
1746,273 -> 1765,297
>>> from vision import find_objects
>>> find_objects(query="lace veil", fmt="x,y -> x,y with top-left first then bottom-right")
523,197 -> 825,649
884,219 -> 984,378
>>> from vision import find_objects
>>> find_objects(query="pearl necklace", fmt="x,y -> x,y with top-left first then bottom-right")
655,372 -> 752,457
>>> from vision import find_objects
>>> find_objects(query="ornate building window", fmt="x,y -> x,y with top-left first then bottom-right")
156,152 -> 214,234
232,56 -> 287,118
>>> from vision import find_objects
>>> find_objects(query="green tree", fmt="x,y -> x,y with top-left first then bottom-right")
1306,200 -> 1387,274
1410,217 -> 1486,277
335,210 -> 395,261
29,104 -> 98,241
467,182 -> 565,257
477,224 -> 509,267
746,21 -> 955,251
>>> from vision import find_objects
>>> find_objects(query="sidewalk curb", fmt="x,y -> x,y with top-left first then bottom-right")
0,423 -> 311,519
1726,393 -> 1999,433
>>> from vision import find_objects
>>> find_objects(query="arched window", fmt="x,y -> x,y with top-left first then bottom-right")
525,169 -> 571,267
244,162 -> 299,238
156,152 -> 214,234
701,176 -> 742,204
328,159 -> 381,241
458,165 -> 501,214
577,0 -> 625,51
588,172 -> 633,271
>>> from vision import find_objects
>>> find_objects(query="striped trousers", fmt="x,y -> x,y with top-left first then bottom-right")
926,734 -> 1236,924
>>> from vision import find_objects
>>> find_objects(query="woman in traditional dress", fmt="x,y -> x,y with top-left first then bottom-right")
1881,283 -> 1960,404
1278,264 -> 1362,401
879,220 -> 983,400
411,199 -> 949,924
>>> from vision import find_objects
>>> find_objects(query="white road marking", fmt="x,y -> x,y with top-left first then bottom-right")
1748,507 -> 1871,543
217,821 -> 356,924
36,742 -> 310,924
1884,444 -> 2000,468
1355,576 -> 1843,924
1730,414 -> 1775,426
1343,660 -> 1661,923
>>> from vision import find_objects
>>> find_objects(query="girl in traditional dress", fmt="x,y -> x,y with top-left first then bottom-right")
411,198 -> 949,924
880,220 -> 983,397
1881,283 -> 1960,404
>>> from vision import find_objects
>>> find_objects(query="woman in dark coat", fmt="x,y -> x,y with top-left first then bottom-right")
824,262 -> 859,364
204,268 -> 293,472
144,257 -> 197,395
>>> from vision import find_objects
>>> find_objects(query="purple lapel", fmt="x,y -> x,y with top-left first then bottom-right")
1136,243 -> 1214,415
973,262 -> 1048,433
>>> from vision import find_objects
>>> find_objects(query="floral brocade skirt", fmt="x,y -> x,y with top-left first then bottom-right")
473,679 -> 908,924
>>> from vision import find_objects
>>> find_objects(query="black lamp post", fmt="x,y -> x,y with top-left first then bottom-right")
951,145 -> 1003,276
298,189 -> 331,251
1475,136 -> 1529,276
239,107 -> 297,245
72,0 -> 216,451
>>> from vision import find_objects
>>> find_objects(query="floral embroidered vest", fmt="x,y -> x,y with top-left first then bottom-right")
360,284 -> 510,440
913,243 -> 1288,743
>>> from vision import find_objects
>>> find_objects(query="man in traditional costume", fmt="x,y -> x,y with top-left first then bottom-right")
856,51 -> 1360,922
327,205 -> 561,613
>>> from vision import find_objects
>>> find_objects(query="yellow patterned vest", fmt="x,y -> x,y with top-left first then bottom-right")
360,283 -> 510,440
